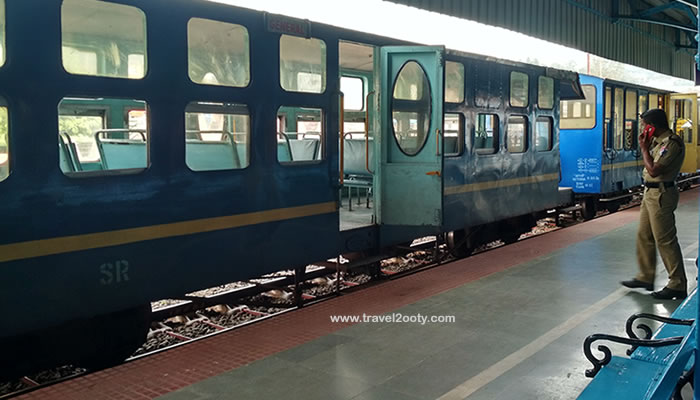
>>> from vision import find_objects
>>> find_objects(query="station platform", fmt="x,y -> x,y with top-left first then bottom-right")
21,189 -> 699,400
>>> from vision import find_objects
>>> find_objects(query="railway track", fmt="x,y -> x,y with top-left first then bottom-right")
0,186 -> 682,399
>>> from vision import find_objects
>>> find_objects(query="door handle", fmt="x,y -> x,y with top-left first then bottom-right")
436,128 -> 441,156
426,171 -> 441,176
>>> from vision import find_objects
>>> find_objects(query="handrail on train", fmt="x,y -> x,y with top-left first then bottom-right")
339,92 -> 345,185
95,128 -> 147,142
365,91 -> 375,175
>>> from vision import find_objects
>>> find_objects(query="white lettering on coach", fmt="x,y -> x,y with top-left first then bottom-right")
100,260 -> 130,285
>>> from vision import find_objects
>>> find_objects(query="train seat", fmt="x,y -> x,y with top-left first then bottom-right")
59,142 -> 73,173
0,160 -> 6,181
186,139 -> 241,171
59,133 -> 82,173
235,144 -> 248,168
97,139 -> 147,170
289,138 -> 320,162
342,137 -> 374,209
343,138 -> 373,178
444,135 -> 458,154
474,135 -> 493,150
277,132 -> 293,162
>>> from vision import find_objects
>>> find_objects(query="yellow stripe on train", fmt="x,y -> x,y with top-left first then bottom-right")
601,161 -> 642,171
444,173 -> 560,196
0,201 -> 338,263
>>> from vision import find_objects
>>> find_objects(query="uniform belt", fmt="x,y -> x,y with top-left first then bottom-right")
644,181 -> 675,189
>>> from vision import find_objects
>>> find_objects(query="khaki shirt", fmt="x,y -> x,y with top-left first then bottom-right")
642,129 -> 685,183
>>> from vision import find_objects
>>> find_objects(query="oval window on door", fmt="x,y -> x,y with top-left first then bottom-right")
391,61 -> 431,156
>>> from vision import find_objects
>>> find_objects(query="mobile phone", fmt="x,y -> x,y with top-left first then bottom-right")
642,125 -> 655,140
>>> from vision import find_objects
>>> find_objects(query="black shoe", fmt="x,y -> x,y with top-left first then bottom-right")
650,287 -> 687,300
621,279 -> 654,291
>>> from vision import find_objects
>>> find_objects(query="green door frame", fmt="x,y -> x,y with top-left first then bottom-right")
375,46 -> 445,244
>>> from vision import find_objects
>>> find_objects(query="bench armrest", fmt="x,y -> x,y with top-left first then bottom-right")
625,313 -> 693,354
583,333 -> 683,377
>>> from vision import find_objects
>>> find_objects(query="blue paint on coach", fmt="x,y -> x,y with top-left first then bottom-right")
560,74 -> 604,194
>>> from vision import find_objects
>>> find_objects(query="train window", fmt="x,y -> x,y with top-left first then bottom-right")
393,62 -> 426,101
444,113 -> 463,156
0,0 -> 5,67
604,87 -> 611,148
185,102 -> 250,171
475,113 -> 499,155
625,90 -> 637,120
297,115 -> 322,136
649,94 -> 659,110
128,109 -> 147,130
538,76 -> 554,109
624,89 -> 637,150
59,113 -> 104,164
61,0 -> 147,79
445,61 -> 465,103
188,18 -> 250,88
277,106 -> 323,163
639,94 -> 648,115
613,88 -> 624,150
535,117 -> 553,152
509,71 -> 529,108
341,76 -> 364,111
280,35 -> 326,94
0,102 -> 7,182
344,122 -> 366,134
560,85 -> 596,130
672,99 -> 693,144
392,61 -> 430,155
58,97 -> 148,175
506,116 -> 528,153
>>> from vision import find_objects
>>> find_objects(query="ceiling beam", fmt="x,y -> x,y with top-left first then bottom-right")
613,16 -> 697,32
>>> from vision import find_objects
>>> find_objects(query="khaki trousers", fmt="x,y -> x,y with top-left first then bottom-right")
635,187 -> 687,291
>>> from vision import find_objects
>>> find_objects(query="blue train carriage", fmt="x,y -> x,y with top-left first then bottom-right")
338,44 -> 582,254
668,92 -> 700,188
0,0 -> 583,377
438,57 -> 583,257
559,74 -> 670,219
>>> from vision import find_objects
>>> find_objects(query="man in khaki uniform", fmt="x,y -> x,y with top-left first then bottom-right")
622,108 -> 687,300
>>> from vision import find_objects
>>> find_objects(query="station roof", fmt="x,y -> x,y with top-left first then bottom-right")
386,0 -> 698,80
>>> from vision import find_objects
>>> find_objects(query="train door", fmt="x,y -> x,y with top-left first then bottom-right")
620,88 -> 640,189
602,85 -> 614,192
669,93 -> 698,173
376,46 -> 444,242
609,86 -> 625,191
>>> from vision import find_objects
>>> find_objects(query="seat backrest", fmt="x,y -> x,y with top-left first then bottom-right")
59,133 -> 81,173
444,135 -> 459,154
277,139 -> 293,162
60,133 -> 84,172
235,143 -> 248,168
186,139 -> 240,171
98,140 -> 147,170
59,141 -> 74,173
289,139 -> 319,162
343,138 -> 374,176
